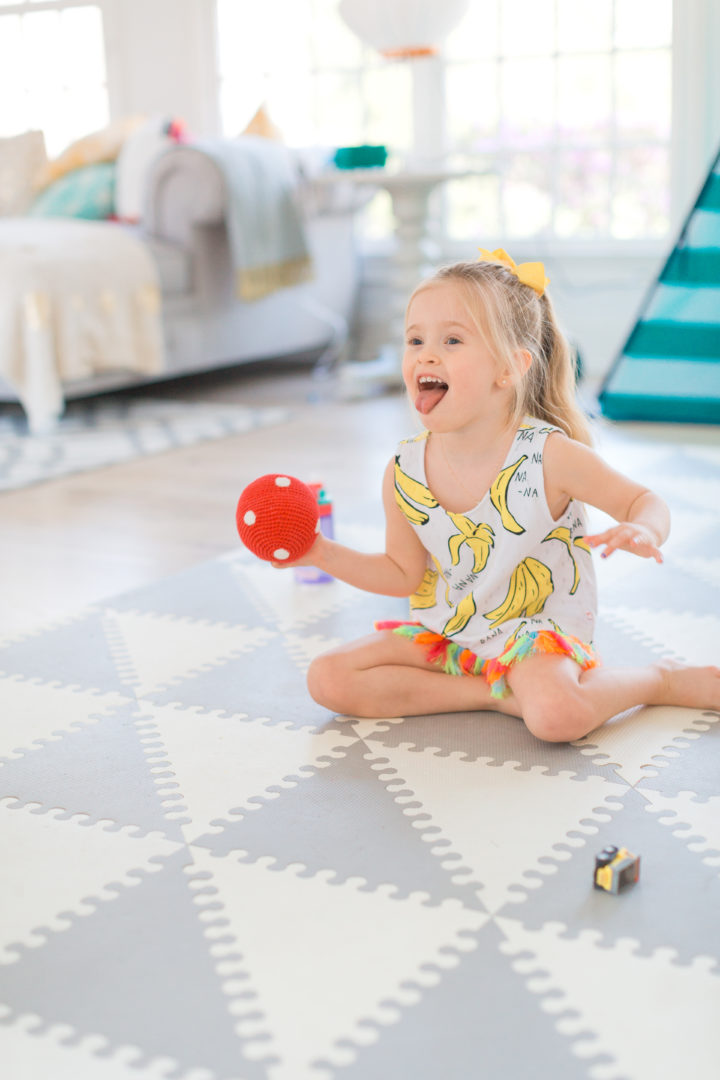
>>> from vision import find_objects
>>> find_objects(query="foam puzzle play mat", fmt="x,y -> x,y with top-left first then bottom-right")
1,428 -> 719,1079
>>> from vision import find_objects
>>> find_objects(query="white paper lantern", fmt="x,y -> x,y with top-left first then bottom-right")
338,0 -> 471,58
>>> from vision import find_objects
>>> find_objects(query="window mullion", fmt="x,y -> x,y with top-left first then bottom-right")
549,0 -> 560,240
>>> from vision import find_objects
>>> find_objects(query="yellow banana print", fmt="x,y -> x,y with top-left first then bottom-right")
410,567 -> 439,610
484,557 -> 554,629
431,554 -> 453,606
542,527 -> 592,595
503,620 -> 528,650
542,526 -> 580,594
394,459 -> 439,508
394,484 -> 430,526
443,592 -> 477,637
489,455 -> 527,535
447,514 -> 495,573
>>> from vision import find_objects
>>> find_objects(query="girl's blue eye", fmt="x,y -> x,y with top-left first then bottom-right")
408,337 -> 422,346
447,336 -> 461,345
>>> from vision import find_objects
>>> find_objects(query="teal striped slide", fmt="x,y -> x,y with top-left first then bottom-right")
599,148 -> 720,423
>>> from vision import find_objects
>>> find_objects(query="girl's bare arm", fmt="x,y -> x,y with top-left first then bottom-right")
273,458 -> 428,596
543,434 -> 669,562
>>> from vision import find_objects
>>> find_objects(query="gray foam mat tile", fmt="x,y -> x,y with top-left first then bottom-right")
0,848 -> 271,1079
357,709 -> 616,779
635,713 -> 720,796
143,636 -> 331,730
0,701 -> 185,841
322,921 -> 597,1080
192,739 -> 486,910
494,786 -> 720,965
0,608 -> 129,693
600,559 -> 720,617
106,556 -> 254,626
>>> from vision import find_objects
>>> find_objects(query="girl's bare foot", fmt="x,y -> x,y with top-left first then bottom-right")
653,660 -> 720,710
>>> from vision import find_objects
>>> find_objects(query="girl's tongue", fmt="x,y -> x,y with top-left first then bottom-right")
415,377 -> 448,415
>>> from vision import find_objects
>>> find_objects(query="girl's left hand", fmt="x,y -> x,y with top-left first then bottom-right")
585,523 -> 663,563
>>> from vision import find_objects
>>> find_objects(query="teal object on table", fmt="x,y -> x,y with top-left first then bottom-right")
333,145 -> 388,170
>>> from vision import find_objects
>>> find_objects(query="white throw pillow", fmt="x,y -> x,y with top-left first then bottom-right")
115,116 -> 184,223
0,131 -> 47,216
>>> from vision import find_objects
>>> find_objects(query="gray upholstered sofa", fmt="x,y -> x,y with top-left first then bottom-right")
0,142 -> 362,428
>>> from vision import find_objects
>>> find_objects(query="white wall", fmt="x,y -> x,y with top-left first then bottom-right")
353,251 -> 662,379
104,0 -> 220,137
671,0 -> 720,227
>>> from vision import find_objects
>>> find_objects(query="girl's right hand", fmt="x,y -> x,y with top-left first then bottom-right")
270,533 -> 325,570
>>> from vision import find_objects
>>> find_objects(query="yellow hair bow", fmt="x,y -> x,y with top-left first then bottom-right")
477,248 -> 550,297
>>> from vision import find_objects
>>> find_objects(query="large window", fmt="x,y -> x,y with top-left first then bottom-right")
215,0 -> 412,155
0,0 -> 109,157
444,0 -> 672,242
215,0 -> 672,246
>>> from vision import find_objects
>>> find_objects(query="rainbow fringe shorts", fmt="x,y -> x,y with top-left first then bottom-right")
374,620 -> 599,700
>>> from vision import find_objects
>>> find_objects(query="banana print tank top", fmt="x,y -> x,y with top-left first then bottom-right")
394,418 -> 597,660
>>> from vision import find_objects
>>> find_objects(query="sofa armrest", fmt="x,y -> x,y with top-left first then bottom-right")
144,142 -> 371,251
144,146 -> 227,247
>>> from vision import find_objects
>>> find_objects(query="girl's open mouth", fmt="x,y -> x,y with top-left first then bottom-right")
415,374 -> 448,415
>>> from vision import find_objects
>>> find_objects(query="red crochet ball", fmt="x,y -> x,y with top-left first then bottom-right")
236,474 -> 319,562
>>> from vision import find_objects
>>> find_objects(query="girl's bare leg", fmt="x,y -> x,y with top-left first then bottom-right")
308,631 -> 720,742
307,631 -> 522,719
507,654 -> 720,743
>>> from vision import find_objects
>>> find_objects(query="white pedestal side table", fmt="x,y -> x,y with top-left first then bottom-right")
311,167 -> 479,391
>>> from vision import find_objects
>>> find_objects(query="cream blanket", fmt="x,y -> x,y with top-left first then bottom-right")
0,218 -> 163,432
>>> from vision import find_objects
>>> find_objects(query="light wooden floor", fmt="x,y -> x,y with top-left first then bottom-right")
3,361 -> 719,639
0,363 -> 413,636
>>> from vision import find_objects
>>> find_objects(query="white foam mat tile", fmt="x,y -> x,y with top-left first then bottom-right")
496,917 -> 720,1080
229,561 -> 361,632
135,701 -> 360,842
0,798 -> 182,965
103,609 -> 276,697
281,630 -> 345,673
642,789 -> 720,868
364,744 -> 628,913
574,705 -> 719,786
0,676 -> 129,763
600,605 -> 720,665
671,554 -> 720,590
0,1009 -> 212,1080
186,847 -> 488,1080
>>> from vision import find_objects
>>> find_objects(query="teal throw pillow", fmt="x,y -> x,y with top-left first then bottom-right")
28,162 -> 116,220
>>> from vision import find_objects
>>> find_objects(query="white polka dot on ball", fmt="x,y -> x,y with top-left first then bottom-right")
275,477 -> 291,487
243,510 -> 256,525
273,548 -> 290,560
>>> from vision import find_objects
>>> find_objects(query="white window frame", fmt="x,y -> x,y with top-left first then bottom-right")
438,4 -> 672,257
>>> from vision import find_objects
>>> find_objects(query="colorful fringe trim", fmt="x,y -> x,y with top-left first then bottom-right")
374,620 -> 599,699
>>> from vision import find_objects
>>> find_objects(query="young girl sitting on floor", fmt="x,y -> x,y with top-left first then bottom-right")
281,249 -> 720,742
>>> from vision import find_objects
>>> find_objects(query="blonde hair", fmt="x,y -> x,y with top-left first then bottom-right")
409,259 -> 593,447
